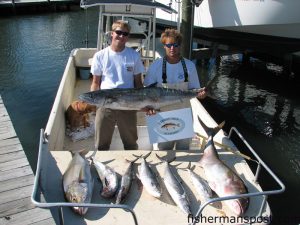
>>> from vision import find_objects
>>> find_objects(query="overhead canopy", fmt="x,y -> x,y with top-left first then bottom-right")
80,0 -> 176,14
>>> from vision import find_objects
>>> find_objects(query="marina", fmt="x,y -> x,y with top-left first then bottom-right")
0,0 -> 298,224
0,95 -> 55,225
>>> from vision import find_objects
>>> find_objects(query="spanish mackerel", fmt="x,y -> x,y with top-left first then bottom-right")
115,157 -> 140,204
92,158 -> 118,198
63,150 -> 94,215
198,117 -> 249,216
157,154 -> 191,214
79,84 -> 199,110
186,163 -> 212,203
137,152 -> 162,198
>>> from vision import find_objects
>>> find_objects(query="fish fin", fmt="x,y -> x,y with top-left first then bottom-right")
135,172 -> 140,180
213,121 -> 225,134
155,153 -> 164,162
70,148 -> 90,157
197,158 -> 204,167
172,162 -> 182,168
132,154 -> 142,160
167,156 -> 176,164
145,82 -> 157,88
143,151 -> 152,159
190,165 -> 196,171
126,155 -> 141,164
198,116 -> 225,137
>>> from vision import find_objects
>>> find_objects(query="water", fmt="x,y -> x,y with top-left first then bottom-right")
0,9 -> 299,225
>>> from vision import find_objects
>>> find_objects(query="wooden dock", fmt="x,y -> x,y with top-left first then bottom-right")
0,95 -> 55,225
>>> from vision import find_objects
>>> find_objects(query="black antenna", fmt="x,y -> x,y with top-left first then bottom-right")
84,8 -> 89,48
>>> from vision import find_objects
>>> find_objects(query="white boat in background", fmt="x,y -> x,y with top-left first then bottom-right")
31,1 -> 285,224
155,0 -> 300,56
156,0 -> 300,39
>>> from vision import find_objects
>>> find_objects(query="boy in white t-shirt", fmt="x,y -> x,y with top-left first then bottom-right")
90,20 -> 145,150
144,28 -> 206,150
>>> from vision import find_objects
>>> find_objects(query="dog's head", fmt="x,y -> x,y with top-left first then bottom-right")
71,101 -> 96,113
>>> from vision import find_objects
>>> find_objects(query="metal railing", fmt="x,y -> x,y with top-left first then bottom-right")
31,129 -> 139,225
190,126 -> 285,225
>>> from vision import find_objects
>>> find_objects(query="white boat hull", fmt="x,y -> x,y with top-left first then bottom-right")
155,0 -> 300,39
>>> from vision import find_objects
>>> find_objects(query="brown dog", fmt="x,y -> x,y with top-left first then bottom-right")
66,101 -> 96,130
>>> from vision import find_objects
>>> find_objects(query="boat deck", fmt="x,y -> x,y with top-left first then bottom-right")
36,76 -> 272,224
0,95 -> 55,225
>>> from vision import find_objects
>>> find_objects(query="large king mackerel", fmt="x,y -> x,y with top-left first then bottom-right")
197,117 -> 249,216
79,85 -> 198,110
62,150 -> 94,215
157,154 -> 191,215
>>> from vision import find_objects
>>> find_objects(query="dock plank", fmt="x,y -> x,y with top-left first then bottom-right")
0,143 -> 23,155
0,184 -> 33,204
0,150 -> 27,164
0,95 -> 55,224
0,157 -> 29,171
31,218 -> 58,225
0,174 -> 33,193
0,165 -> 33,182
0,197 -> 35,218
0,137 -> 20,148
0,207 -> 54,225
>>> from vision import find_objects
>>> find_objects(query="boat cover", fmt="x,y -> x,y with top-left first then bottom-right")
80,0 -> 176,14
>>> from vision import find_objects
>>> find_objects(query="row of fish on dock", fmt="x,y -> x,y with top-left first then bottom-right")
62,116 -> 249,217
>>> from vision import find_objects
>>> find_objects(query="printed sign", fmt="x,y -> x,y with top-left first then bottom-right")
146,108 -> 194,144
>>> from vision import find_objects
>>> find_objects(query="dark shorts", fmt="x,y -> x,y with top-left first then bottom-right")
95,108 -> 138,150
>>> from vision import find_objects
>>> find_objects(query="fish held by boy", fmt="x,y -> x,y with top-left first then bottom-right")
79,83 -> 201,110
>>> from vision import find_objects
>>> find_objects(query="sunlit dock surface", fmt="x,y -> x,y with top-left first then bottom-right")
0,95 -> 55,225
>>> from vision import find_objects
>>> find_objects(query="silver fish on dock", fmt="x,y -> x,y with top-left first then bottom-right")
79,84 -> 198,110
115,157 -> 139,204
137,152 -> 162,198
63,150 -> 94,215
92,158 -> 118,198
197,117 -> 249,216
157,154 -> 191,215
186,163 -> 212,203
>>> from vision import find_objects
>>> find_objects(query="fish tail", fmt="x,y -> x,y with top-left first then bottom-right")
197,116 -> 225,137
155,153 -> 176,164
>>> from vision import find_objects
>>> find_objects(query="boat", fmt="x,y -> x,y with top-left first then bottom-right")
155,0 -> 300,56
31,1 -> 285,224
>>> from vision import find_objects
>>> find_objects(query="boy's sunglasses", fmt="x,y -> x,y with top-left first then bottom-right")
164,43 -> 180,48
114,30 -> 129,37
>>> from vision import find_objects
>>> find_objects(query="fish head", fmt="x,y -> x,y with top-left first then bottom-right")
101,186 -> 116,198
79,91 -> 106,106
227,198 -> 249,216
73,206 -> 88,216
65,181 -> 89,203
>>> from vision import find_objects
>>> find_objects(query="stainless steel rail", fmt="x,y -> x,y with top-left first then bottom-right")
190,126 -> 285,225
31,129 -> 139,225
